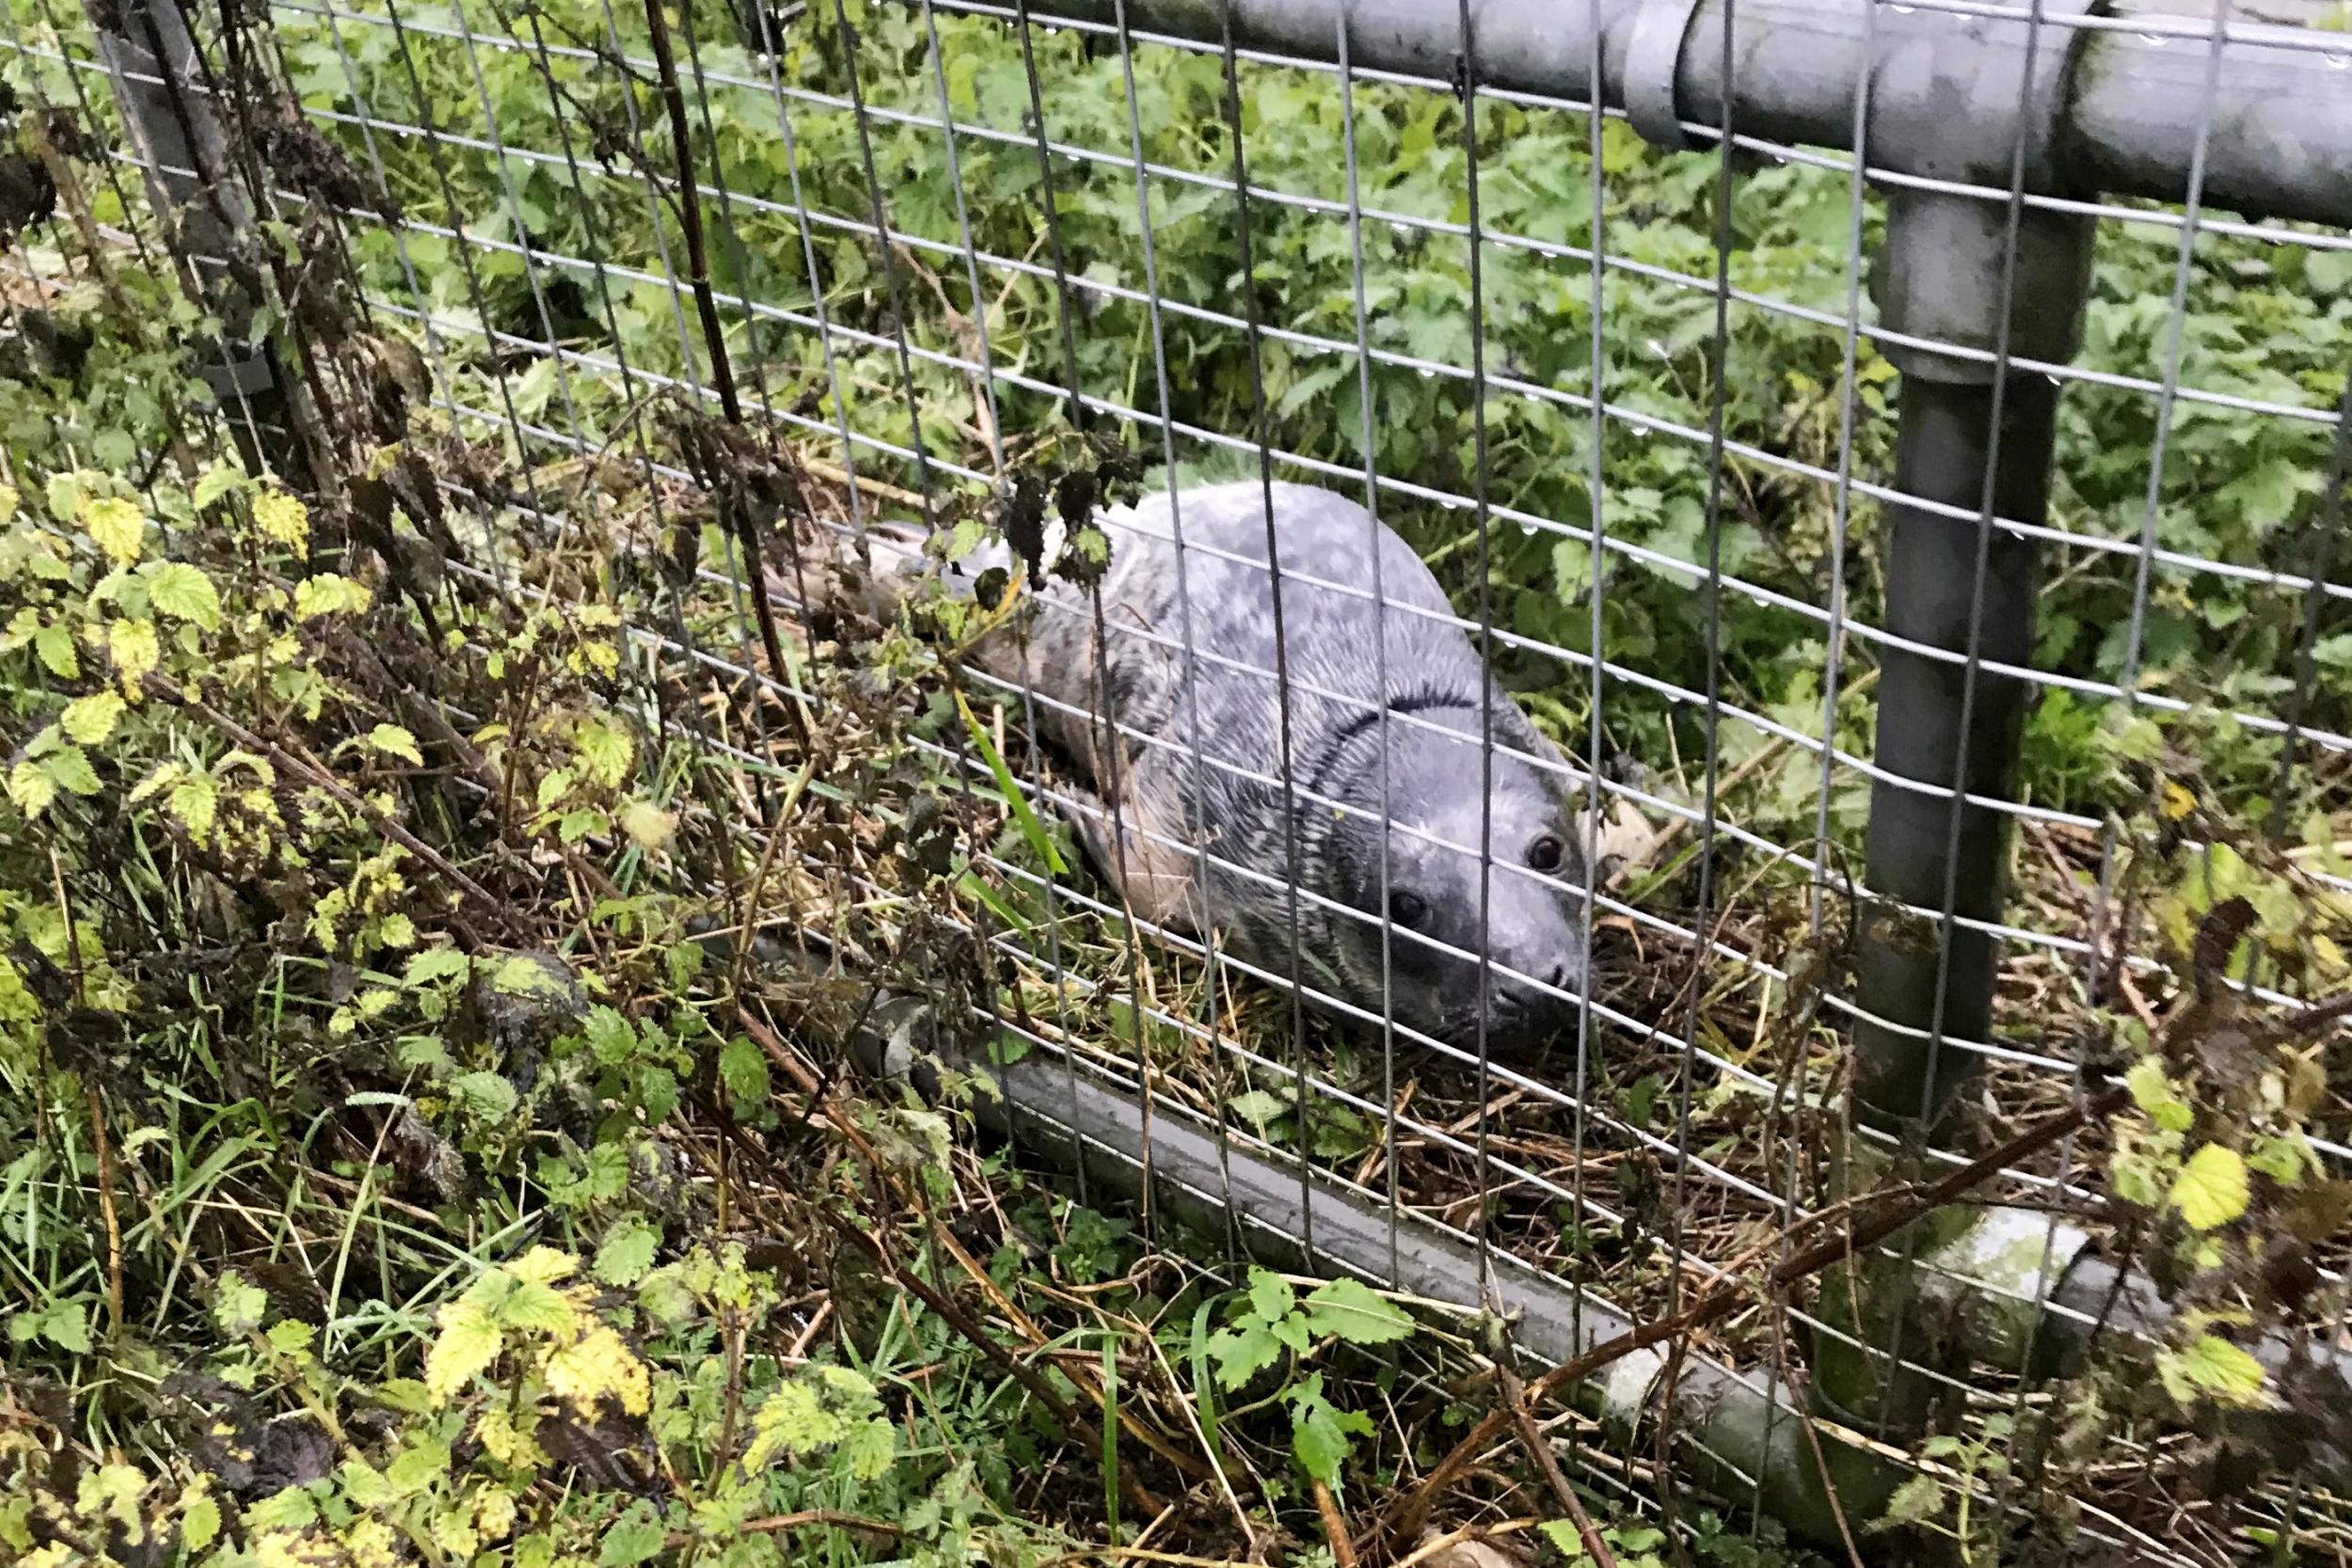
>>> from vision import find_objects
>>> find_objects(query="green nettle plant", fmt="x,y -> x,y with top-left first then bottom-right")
1197,1267 -> 1416,1500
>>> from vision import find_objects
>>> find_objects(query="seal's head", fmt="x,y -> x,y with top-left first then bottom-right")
1323,706 -> 1590,1053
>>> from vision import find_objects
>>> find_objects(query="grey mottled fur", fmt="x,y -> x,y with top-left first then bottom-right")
835,480 -> 1589,1053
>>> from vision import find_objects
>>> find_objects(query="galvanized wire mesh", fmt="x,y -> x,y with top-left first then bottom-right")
7,0 -> 2352,1557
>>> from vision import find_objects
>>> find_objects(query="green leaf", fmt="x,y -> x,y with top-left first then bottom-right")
44,745 -> 102,798
32,1301 -> 90,1353
1299,1277 -> 1415,1347
1189,1299 -> 1225,1470
840,1417 -> 896,1481
599,1501 -> 668,1568
181,1494 -> 222,1554
339,1460 -> 392,1507
596,1217 -> 660,1287
148,562 -> 222,631
1283,1372 -> 1373,1493
385,1437 -> 451,1497
1246,1267 -> 1295,1326
2171,1143 -> 2249,1230
451,1069 -> 519,1122
558,808 -> 609,845
192,464 -> 251,510
424,1308 -> 503,1402
496,1279 -> 576,1335
635,1065 -> 678,1123
1229,1089 -> 1288,1132
45,470 -> 83,522
1539,1521 -> 1586,1558
2157,1333 -> 2268,1409
32,623 -> 77,678
214,1272 -> 269,1334
2125,1057 -> 2192,1133
1206,1320 -> 1285,1391
584,1005 -> 637,1064
61,691 -> 125,745
266,1320 -> 315,1355
955,689 -> 1066,875
718,1034 -> 770,1107
404,949 -> 471,987
370,724 -> 423,767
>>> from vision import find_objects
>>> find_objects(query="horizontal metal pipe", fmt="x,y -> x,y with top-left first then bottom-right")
979,0 -> 2352,228
689,923 -> 1904,1544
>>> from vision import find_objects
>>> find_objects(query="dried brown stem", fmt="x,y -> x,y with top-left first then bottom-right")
1378,1078 -> 2130,1554
87,1085 -> 123,1340
1314,1479 -> 1360,1568
662,1510 -> 904,1548
636,0 -> 808,748
1494,1362 -> 1614,1568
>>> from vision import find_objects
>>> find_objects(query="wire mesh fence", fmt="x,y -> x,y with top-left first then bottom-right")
5,0 -> 2352,1560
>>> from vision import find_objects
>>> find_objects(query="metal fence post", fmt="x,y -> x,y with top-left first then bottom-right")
87,0 -> 303,481
1850,198 -> 2095,1141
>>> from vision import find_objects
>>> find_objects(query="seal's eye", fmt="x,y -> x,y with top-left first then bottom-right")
1387,889 -> 1429,930
1527,835 -> 1564,873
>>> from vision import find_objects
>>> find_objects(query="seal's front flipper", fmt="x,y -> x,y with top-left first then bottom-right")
1054,782 -> 1200,937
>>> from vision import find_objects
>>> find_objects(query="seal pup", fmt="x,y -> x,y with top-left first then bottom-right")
825,479 -> 1592,1054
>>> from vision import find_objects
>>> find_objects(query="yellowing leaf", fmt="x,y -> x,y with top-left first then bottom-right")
181,1494 -> 222,1555
474,1488 -> 518,1544
8,761 -> 56,818
423,1298 -> 504,1404
573,720 -> 634,789
2171,1143 -> 2250,1231
2160,780 -> 2196,820
148,562 -> 222,632
506,1245 -> 579,1286
109,619 -> 160,692
253,488 -> 310,558
2157,1333 -> 2269,1409
83,496 -> 146,566
171,773 -> 220,844
369,725 -> 423,767
475,1406 -> 547,1468
294,574 -> 372,619
618,800 -> 675,852
129,762 -> 184,805
61,691 -> 126,745
543,1323 -> 651,1417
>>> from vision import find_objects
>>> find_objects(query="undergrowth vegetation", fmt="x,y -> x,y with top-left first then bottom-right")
0,3 -> 2350,1568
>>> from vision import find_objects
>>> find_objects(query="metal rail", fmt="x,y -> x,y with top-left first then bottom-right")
987,0 -> 2352,226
